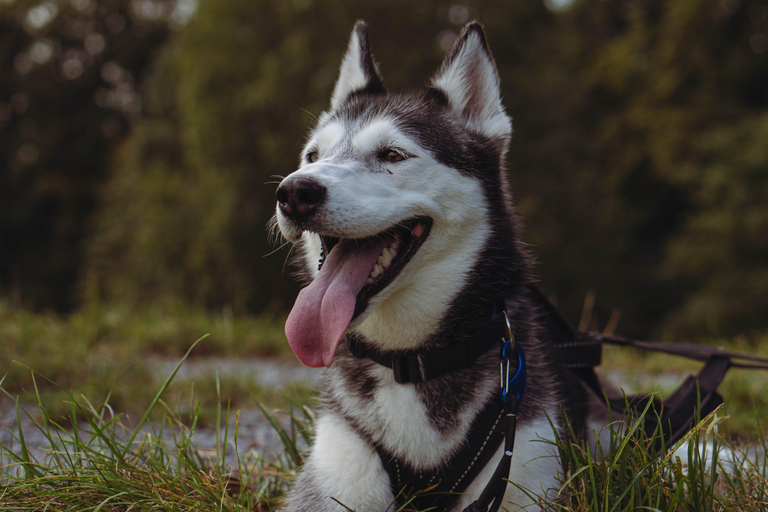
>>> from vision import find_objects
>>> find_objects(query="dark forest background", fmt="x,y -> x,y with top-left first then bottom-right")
1,0 -> 767,341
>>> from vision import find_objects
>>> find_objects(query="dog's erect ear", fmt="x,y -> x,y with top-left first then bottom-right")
430,22 -> 511,139
330,21 -> 386,111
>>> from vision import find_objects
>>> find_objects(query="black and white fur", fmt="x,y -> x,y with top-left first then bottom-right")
275,22 -> 593,511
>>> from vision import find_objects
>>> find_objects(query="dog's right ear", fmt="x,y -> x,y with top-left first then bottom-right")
430,22 -> 511,140
329,21 -> 386,111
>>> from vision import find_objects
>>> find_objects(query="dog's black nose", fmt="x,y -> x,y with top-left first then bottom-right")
276,178 -> 327,222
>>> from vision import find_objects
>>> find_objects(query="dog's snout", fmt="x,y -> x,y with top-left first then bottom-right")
276,178 -> 327,222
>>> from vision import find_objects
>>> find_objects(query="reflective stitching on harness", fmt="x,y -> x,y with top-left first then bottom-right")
450,407 -> 506,492
427,469 -> 438,487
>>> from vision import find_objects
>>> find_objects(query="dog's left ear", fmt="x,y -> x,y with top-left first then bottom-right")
430,22 -> 511,140
330,21 -> 386,111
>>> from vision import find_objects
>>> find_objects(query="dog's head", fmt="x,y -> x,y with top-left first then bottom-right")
276,21 -> 513,367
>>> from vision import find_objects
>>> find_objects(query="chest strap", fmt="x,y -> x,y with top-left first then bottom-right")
376,394 -> 512,511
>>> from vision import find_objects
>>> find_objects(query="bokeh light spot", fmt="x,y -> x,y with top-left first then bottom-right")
750,34 -> 768,54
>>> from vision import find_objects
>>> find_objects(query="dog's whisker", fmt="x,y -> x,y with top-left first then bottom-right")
282,242 -> 297,278
300,108 -> 319,123
263,240 -> 291,258
266,214 -> 288,247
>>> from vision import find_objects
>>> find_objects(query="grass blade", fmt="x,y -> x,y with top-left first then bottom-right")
120,334 -> 207,459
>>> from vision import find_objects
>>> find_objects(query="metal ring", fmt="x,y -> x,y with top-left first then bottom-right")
502,310 -> 515,349
505,358 -> 510,394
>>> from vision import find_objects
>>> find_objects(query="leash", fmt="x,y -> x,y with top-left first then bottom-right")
463,312 -> 525,512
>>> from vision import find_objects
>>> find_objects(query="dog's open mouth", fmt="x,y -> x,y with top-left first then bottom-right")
285,217 -> 432,368
319,217 -> 433,317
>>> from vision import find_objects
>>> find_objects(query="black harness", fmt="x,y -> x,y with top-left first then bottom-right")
348,284 -> 768,512
348,310 -> 524,512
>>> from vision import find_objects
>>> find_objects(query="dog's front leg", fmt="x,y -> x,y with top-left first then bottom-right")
283,412 -> 394,512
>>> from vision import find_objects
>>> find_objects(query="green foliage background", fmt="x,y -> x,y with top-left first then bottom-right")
1,0 -> 767,339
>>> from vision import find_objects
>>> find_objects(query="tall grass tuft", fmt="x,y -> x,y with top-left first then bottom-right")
546,395 -> 768,512
0,338 -> 309,511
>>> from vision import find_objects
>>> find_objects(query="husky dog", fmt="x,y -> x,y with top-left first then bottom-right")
275,21 -> 592,511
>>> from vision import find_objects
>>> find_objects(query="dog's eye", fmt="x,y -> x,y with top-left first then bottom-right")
306,150 -> 319,163
380,149 -> 406,163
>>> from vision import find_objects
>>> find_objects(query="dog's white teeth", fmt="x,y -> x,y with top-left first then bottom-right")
369,246 -> 398,283
378,250 -> 393,269
390,239 -> 400,250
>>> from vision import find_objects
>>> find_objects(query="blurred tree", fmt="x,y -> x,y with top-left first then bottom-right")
0,0 -> 180,310
662,114 -> 768,337
9,0 -> 765,338
86,0 -> 557,313
651,1 -> 768,337
507,0 -> 768,338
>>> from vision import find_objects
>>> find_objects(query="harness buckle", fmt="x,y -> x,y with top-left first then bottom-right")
392,354 -> 423,384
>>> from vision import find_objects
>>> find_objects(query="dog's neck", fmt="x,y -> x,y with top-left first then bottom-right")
349,223 -> 527,353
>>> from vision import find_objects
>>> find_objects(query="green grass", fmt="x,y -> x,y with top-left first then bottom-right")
0,300 -> 296,422
3,299 -> 766,437
1,357 -> 767,510
0,347 -> 309,510
549,399 -> 768,511
1,299 -> 291,362
2,302 -> 768,509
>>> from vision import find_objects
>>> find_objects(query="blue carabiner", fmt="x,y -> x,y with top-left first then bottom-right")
501,340 -> 526,405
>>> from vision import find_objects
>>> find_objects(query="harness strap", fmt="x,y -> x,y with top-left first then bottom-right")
597,334 -> 768,370
554,333 -> 603,369
605,356 -> 729,448
526,285 -> 602,369
463,396 -> 520,512
377,395 -> 511,511
528,283 -> 750,451
357,310 -> 522,511
529,281 -> 768,372
655,355 -> 729,447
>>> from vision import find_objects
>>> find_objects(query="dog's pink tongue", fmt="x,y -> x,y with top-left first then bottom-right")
285,239 -> 384,367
